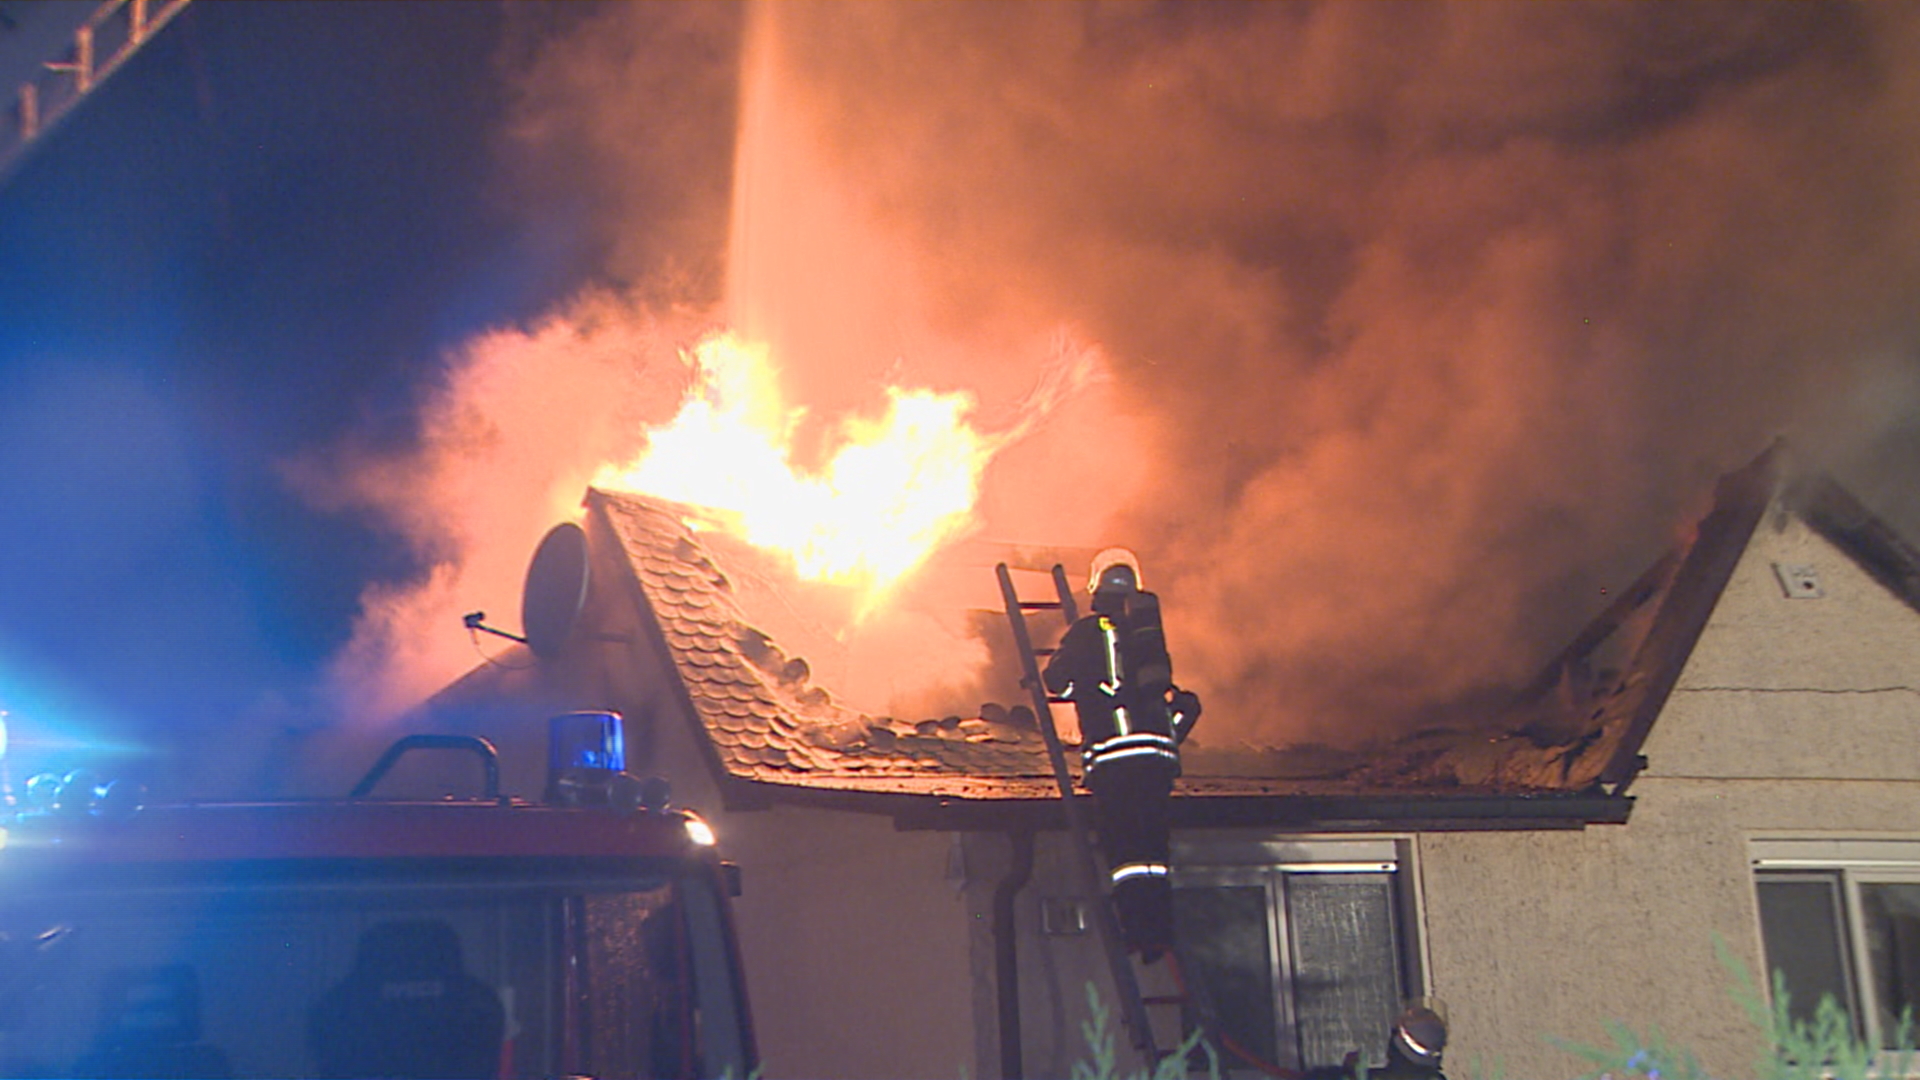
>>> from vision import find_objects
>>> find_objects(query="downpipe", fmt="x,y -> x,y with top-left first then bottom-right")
993,829 -> 1036,1080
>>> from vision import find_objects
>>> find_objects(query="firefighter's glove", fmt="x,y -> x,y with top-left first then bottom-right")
1171,689 -> 1202,726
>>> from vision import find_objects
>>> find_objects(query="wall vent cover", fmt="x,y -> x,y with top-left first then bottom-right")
1772,562 -> 1824,599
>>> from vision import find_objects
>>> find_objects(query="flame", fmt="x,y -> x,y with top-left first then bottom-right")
594,330 -> 997,608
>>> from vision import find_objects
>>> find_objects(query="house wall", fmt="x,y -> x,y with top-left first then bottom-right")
1421,508 -> 1920,1078
959,829 -> 1149,1080
722,806 -> 975,1080
595,577 -> 980,1078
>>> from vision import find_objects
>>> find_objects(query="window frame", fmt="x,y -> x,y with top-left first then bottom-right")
1170,836 -> 1428,1072
1752,838 -> 1920,1056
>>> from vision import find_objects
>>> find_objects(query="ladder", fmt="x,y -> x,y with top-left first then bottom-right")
999,563 -> 1285,1079
2,0 -> 196,184
996,562 -> 1165,1068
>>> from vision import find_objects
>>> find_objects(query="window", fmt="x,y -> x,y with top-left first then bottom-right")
0,863 -> 749,1079
1752,839 -> 1920,1050
1172,838 -> 1424,1073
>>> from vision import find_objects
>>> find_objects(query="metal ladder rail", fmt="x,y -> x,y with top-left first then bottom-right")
3,0 -> 196,184
1154,945 -> 1300,1079
996,562 -> 1161,1068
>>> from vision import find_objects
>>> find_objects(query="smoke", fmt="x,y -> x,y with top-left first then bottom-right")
289,4 -> 748,726
289,294 -> 707,723
493,2 -> 747,307
737,1 -> 1920,744
315,2 -> 1920,750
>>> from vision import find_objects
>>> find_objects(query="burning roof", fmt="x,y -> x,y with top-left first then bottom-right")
410,441 -> 1894,833
410,439 -> 1920,835
583,463 -> 1808,827
591,488 -> 1058,800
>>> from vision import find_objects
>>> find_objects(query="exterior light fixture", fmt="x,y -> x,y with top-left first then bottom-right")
684,816 -> 717,847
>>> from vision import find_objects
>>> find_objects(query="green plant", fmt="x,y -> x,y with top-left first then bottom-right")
1073,984 -> 1219,1080
1556,936 -> 1916,1080
1555,1020 -> 1713,1080
1724,939 -> 1914,1080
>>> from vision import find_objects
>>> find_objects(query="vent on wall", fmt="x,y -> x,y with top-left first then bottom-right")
1772,562 -> 1824,599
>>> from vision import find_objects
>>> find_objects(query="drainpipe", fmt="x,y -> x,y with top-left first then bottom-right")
993,829 -> 1036,1080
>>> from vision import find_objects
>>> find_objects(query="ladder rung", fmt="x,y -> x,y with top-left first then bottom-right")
1018,600 -> 1063,611
1033,647 -> 1057,656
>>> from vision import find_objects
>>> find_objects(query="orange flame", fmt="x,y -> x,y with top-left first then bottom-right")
594,330 -> 998,608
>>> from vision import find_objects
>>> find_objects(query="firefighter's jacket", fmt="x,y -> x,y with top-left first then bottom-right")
1042,590 -> 1198,779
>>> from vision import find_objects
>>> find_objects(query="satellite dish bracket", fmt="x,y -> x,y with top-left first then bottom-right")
463,611 -> 528,645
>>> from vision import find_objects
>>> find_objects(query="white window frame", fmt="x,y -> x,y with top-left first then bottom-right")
1751,837 -> 1920,1061
1171,836 -> 1427,1072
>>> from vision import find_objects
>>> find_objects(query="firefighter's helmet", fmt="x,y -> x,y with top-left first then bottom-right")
1392,1003 -> 1448,1066
1088,548 -> 1143,594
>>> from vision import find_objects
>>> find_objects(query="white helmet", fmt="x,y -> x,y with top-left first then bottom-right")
1088,548 -> 1143,594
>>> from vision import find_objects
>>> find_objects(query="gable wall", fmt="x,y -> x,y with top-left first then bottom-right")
1419,506 -> 1920,1078
1650,508 -> 1920,780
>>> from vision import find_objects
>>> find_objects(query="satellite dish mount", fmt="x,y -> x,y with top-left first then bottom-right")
461,521 -> 591,660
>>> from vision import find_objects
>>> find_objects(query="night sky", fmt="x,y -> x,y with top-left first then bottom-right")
0,2 -> 584,779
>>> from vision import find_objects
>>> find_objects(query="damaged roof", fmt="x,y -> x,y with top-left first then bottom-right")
592,490 -> 1057,800
585,443 -> 1896,829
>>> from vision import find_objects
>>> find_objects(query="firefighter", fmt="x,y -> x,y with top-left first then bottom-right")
1374,1004 -> 1448,1079
1300,1003 -> 1448,1080
1043,548 -> 1201,960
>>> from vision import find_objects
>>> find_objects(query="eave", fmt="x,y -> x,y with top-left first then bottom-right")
720,779 -> 1633,833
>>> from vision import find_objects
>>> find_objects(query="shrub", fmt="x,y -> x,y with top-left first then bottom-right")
1073,984 -> 1218,1080
1558,937 -> 1915,1080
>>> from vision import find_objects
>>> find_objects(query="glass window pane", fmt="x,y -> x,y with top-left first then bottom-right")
1756,873 -> 1859,1035
0,872 -> 707,1079
682,873 -> 752,1080
1173,884 -> 1279,1067
1860,883 -> 1920,1048
582,885 -> 682,1080
1285,874 -> 1403,1071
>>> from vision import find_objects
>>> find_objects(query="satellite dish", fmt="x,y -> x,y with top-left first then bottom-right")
523,522 -> 590,659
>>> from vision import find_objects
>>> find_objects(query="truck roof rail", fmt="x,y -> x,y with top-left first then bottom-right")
349,734 -> 503,803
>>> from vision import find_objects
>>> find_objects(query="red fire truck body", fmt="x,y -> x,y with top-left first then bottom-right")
0,741 -> 757,1080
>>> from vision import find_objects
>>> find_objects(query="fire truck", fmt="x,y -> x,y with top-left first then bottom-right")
0,716 -> 756,1080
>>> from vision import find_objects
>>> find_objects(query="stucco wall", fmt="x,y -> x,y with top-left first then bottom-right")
632,621 -> 979,1079
967,829 -> 1145,1079
722,807 -> 975,1080
1423,508 -> 1920,1078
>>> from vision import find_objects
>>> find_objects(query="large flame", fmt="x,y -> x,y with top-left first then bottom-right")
594,330 -> 998,608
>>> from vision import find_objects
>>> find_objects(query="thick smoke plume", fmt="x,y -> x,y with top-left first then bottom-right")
294,3 -> 747,730
292,295 -> 707,723
741,1 -> 1920,745
320,2 -> 1920,751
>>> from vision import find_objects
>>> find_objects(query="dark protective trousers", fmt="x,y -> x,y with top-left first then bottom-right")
1089,759 -> 1176,956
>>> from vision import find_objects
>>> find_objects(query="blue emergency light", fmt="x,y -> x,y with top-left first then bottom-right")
548,711 -> 626,774
545,711 -> 631,807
